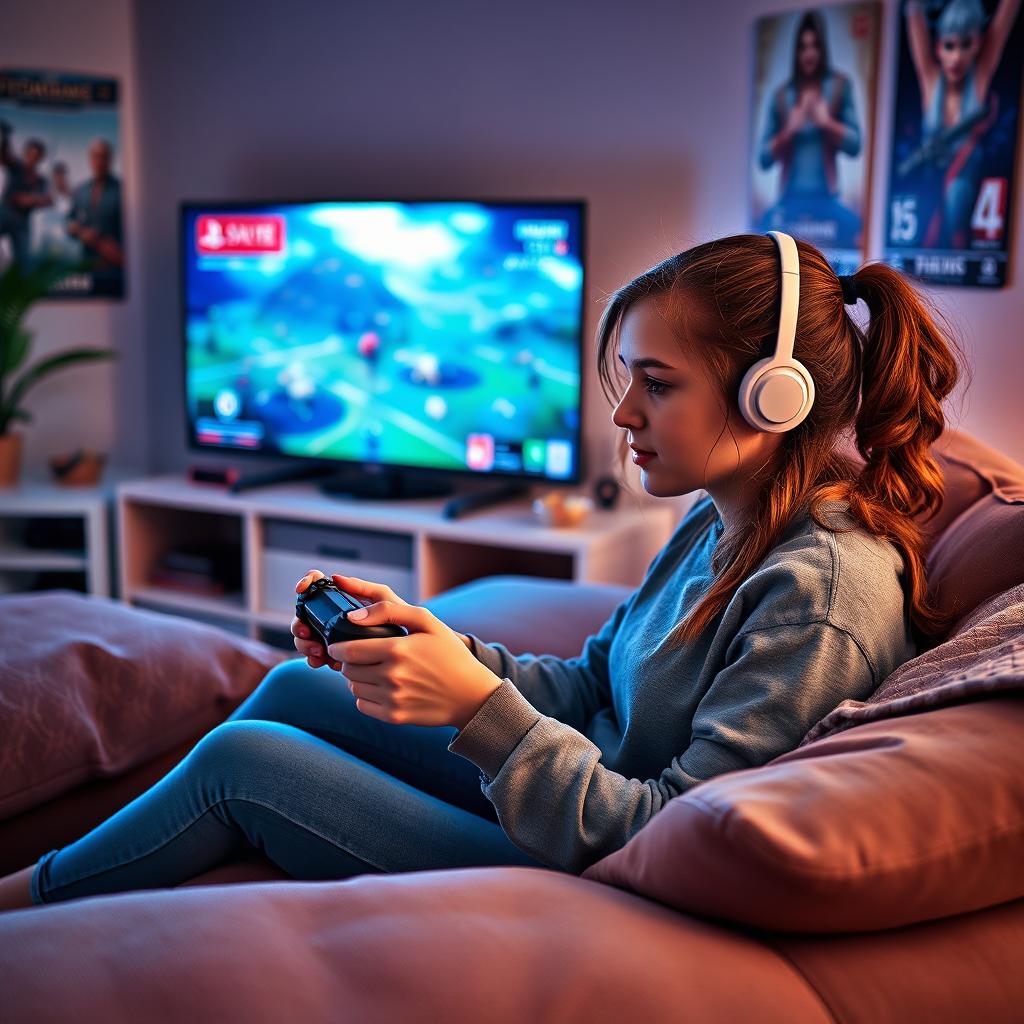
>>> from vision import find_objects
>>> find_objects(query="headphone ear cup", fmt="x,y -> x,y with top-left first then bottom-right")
737,357 -> 771,430
738,358 -> 815,432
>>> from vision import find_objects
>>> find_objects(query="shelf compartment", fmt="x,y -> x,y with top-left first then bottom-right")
127,585 -> 249,622
130,596 -> 253,639
257,517 -> 417,614
0,545 -> 88,570
0,567 -> 88,595
120,501 -> 245,597
419,538 -> 573,599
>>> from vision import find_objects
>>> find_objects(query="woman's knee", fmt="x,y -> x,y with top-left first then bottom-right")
190,719 -> 272,773
234,656 -> 326,721
187,719 -> 313,798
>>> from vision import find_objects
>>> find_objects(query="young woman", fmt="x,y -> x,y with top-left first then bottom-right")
0,231 -> 967,911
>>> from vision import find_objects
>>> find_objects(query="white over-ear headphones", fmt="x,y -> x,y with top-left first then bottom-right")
737,230 -> 816,433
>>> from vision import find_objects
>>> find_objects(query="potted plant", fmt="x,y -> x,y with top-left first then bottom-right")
0,259 -> 117,486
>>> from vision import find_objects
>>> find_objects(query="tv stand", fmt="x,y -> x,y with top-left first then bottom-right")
115,473 -> 678,650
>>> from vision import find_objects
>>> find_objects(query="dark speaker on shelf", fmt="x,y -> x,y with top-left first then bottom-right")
592,475 -> 621,510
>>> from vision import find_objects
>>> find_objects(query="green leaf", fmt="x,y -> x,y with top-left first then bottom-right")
1,347 -> 117,427
0,260 -> 86,399
0,259 -> 80,341
2,326 -> 32,375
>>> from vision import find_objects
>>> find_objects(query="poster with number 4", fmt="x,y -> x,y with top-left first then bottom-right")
884,0 -> 1023,287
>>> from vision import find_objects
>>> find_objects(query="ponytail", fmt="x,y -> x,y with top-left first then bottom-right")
832,261 -> 969,645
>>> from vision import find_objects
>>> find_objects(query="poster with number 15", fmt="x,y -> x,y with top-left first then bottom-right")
884,0 -> 1023,287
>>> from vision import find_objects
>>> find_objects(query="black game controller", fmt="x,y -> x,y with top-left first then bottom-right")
295,577 -> 408,652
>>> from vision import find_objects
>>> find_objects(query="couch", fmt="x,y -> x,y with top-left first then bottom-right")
1,427 -> 1022,1022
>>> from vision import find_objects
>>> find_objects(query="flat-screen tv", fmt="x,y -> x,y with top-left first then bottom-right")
181,199 -> 586,488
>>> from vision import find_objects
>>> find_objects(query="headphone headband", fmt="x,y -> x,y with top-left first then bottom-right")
769,230 -> 800,363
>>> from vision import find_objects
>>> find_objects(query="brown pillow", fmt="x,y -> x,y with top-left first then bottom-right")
0,591 -> 287,820
923,432 -> 1024,625
851,429 -> 1024,633
582,694 -> 1024,933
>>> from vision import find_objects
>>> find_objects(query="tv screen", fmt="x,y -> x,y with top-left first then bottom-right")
181,199 -> 586,483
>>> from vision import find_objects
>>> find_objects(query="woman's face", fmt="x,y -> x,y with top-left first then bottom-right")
936,31 -> 980,83
610,295 -> 781,503
797,29 -> 822,78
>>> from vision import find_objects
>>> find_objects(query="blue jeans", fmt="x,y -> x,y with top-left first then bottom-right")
31,657 -> 548,904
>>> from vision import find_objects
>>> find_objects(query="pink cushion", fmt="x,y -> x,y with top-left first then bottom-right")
925,430 -> 1024,623
0,867 -> 832,1022
582,695 -> 1024,933
0,591 -> 287,820
841,430 -> 1024,631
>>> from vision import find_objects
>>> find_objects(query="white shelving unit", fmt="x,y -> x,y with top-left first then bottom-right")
117,474 -> 677,646
0,476 -> 118,597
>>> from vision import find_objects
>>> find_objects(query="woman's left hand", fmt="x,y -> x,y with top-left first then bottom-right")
326,588 -> 503,729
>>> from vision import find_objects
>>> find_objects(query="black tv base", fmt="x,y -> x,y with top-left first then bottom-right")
225,462 -> 530,518
321,470 -> 530,519
227,462 -> 337,494
225,460 -> 532,516
319,467 -> 454,501
226,462 -> 451,499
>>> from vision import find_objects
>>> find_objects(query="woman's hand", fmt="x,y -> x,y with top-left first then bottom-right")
292,570 -> 498,728
291,569 -> 342,670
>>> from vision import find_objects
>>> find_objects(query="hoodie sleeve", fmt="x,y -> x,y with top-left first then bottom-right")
461,589 -> 636,732
447,617 -> 875,875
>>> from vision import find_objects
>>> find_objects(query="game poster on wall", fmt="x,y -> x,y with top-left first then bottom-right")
0,69 -> 124,298
884,0 -> 1023,287
750,3 -> 882,275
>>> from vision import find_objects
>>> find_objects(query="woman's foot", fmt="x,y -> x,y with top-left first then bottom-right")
0,864 -> 36,911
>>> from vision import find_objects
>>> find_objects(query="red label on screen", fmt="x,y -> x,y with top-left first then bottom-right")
196,215 -> 286,255
466,433 -> 495,471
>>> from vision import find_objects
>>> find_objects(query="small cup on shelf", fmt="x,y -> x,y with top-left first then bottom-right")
532,491 -> 594,528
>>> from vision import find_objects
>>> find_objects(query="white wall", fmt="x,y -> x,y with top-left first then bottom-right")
1,0 -> 145,474
131,0 -> 1024,487
7,0 -> 1022,492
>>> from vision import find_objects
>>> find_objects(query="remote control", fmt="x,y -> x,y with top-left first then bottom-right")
295,577 -> 407,651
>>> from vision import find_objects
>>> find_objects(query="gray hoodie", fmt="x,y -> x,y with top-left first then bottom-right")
447,492 -> 917,874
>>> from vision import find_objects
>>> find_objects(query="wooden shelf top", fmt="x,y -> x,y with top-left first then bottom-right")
117,474 -> 677,553
0,467 -> 141,513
